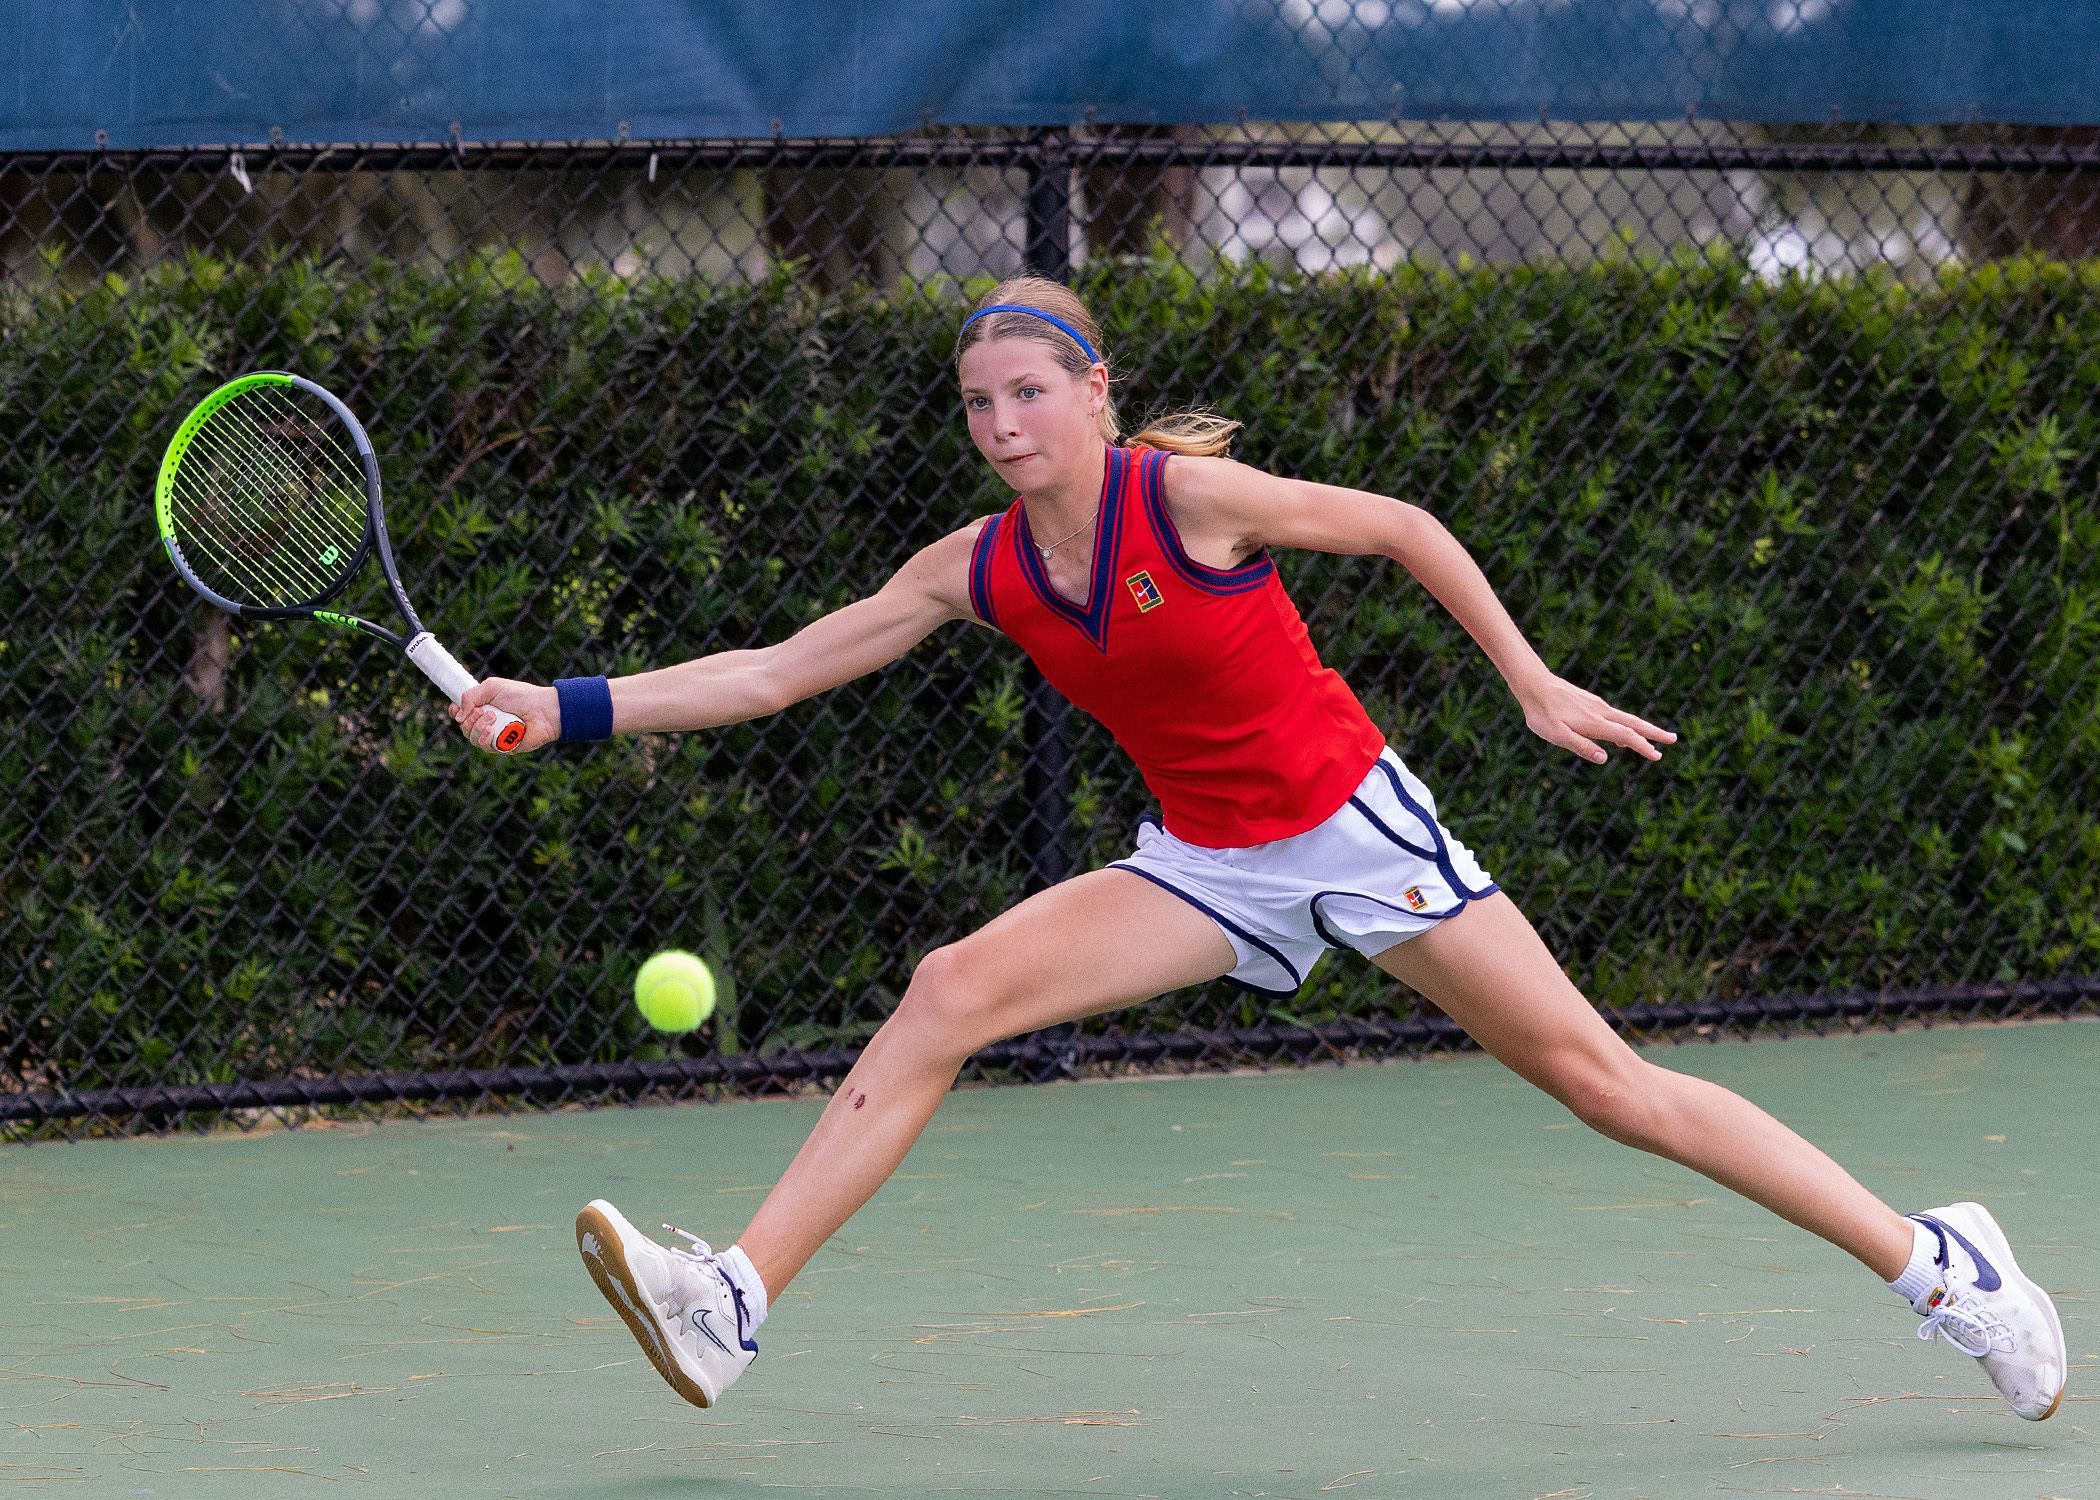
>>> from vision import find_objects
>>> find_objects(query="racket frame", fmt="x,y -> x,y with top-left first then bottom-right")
156,371 -> 526,751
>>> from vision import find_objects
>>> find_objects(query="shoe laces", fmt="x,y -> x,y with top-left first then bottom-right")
662,1223 -> 721,1271
662,1224 -> 755,1352
1917,1299 -> 2008,1358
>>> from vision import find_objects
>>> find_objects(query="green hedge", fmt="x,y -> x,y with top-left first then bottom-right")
5,247 -> 2098,1097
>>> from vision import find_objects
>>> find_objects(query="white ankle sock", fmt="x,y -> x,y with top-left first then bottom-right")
720,1244 -> 769,1328
1885,1217 -> 1944,1309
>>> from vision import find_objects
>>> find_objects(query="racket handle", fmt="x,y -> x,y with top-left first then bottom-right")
485,710 -> 527,753
404,631 -> 526,754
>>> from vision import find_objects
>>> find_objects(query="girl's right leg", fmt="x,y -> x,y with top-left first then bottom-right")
575,867 -> 1238,1408
737,866 -> 1238,1295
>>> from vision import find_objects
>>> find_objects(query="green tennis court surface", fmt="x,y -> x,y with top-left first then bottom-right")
4,1021 -> 2092,1498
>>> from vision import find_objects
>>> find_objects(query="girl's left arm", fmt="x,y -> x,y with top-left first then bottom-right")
1165,455 -> 1676,765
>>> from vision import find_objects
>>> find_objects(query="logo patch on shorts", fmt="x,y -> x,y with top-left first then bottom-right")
1125,570 -> 1164,612
1403,886 -> 1428,911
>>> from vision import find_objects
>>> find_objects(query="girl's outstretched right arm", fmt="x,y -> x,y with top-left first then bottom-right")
452,521 -> 985,752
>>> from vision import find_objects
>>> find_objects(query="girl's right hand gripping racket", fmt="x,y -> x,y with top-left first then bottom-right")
154,371 -> 526,753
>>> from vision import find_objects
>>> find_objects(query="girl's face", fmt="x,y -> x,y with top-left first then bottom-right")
957,336 -> 1108,489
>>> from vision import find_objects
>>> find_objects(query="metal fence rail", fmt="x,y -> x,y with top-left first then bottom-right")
6,120 -> 2098,1138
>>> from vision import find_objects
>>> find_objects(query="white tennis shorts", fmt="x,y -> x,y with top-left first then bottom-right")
1109,746 -> 1498,997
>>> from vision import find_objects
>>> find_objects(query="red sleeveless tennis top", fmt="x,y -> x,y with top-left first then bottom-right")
968,444 -> 1386,848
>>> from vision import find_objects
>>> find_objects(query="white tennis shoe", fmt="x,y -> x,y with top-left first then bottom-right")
575,1198 -> 758,1409
1906,1202 -> 2066,1420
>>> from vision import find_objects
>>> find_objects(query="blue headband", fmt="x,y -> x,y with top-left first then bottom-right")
960,303 -> 1100,364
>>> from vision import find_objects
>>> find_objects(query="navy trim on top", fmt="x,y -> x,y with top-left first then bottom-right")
968,513 -> 1003,629
1137,446 -> 1275,595
1011,444 -> 1128,654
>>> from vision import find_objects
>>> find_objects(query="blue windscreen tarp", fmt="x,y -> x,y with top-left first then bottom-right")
2,1 -> 2095,151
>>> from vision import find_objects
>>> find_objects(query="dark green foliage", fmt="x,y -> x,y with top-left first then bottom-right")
6,247 -> 2097,1099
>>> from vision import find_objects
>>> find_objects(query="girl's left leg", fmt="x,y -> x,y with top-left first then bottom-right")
1367,889 -> 1913,1276
1370,889 -> 2068,1420
1360,886 -> 2066,1411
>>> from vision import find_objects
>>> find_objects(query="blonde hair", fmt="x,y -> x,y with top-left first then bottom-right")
953,275 -> 1241,458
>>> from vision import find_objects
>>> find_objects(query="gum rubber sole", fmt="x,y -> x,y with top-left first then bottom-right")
576,1202 -> 714,1409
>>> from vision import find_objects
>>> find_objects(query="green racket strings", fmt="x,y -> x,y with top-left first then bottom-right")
166,384 -> 368,608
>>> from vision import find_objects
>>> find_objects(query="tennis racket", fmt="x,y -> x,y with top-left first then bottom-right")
154,371 -> 525,753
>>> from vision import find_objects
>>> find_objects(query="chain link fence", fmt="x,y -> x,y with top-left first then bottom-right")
6,119 -> 2099,1138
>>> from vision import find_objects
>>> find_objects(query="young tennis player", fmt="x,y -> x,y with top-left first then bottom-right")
455,276 -> 2066,1422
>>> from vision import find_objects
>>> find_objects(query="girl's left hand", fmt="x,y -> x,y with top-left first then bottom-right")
1515,671 -> 1677,765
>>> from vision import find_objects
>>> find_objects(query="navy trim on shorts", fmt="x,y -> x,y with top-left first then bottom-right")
968,514 -> 1003,629
1346,795 -> 1439,861
1107,862 -> 1305,998
1369,756 -> 1498,901
1137,447 -> 1275,595
1308,886 -> 1500,956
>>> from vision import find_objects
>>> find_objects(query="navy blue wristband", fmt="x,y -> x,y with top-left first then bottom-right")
554,676 -> 615,743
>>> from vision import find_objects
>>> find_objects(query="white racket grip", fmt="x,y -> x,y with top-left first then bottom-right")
405,631 -> 526,753
405,631 -> 476,700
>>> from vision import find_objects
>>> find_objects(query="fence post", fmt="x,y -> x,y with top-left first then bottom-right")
1018,126 -> 1082,1083
1019,127 -> 1075,899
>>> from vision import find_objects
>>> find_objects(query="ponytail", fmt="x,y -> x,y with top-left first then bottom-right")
1126,409 -> 1241,458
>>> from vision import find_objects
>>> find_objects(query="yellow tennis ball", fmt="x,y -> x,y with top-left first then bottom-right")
634,950 -> 716,1033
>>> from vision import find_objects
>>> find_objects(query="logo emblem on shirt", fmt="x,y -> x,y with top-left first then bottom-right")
1125,570 -> 1164,612
1403,886 -> 1428,911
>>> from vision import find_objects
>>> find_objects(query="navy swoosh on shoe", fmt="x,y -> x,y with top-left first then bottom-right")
693,1307 -> 736,1357
1913,1213 -> 2003,1292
